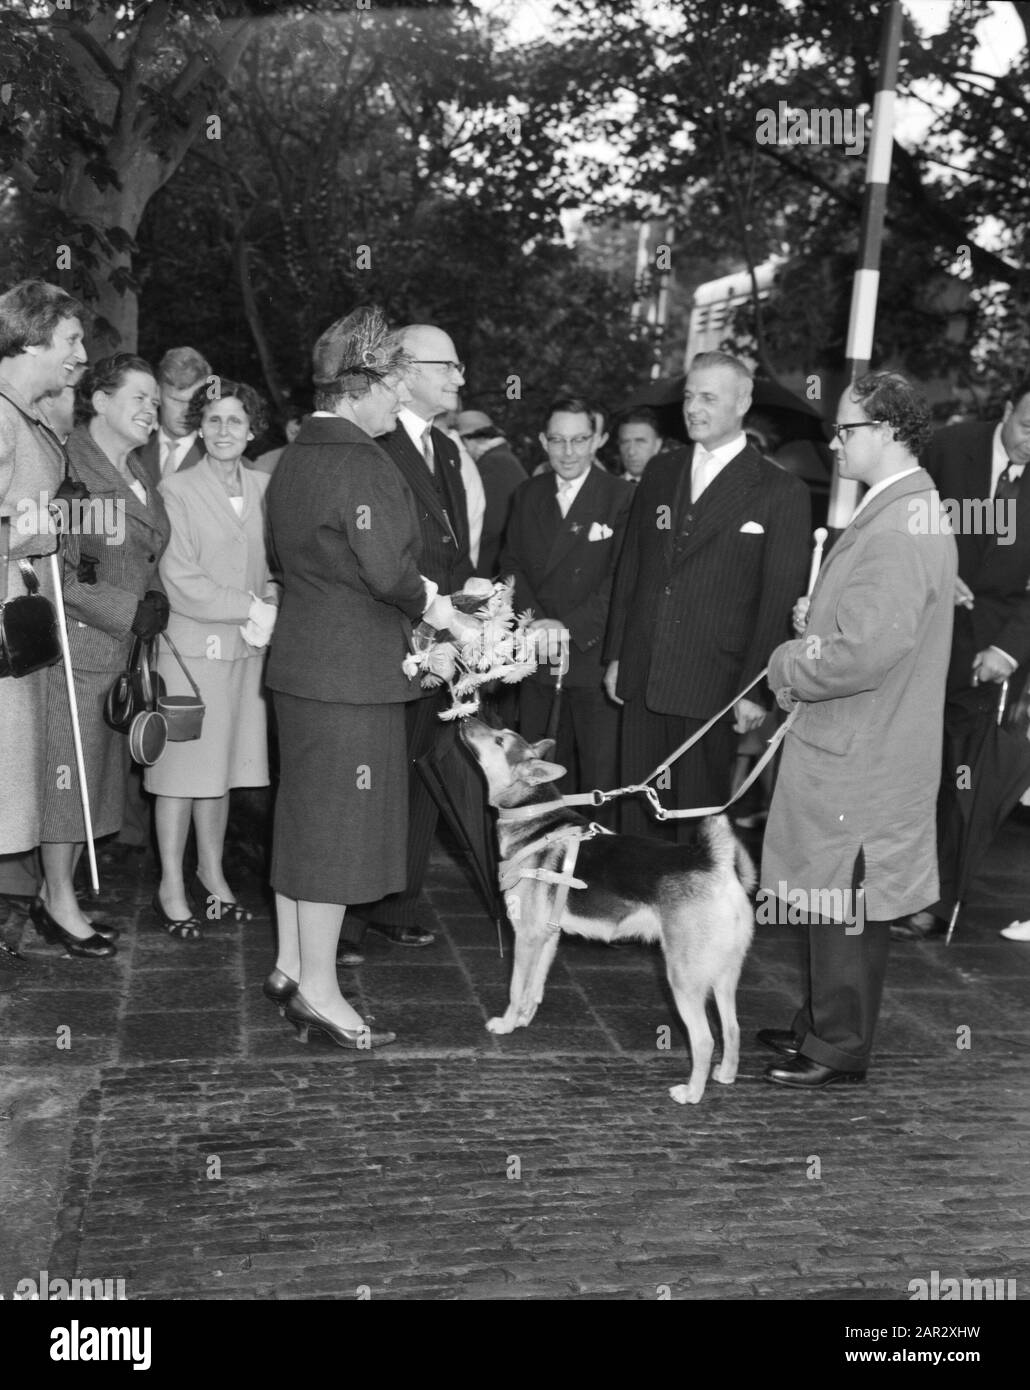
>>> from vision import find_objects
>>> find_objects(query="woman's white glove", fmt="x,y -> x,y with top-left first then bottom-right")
239,592 -> 278,649
423,592 -> 457,631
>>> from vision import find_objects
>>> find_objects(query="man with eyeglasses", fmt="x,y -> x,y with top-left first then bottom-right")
757,371 -> 956,1088
344,324 -> 473,954
604,350 -> 810,839
500,395 -> 633,814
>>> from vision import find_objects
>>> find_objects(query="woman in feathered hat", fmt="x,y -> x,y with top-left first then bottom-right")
263,305 -> 457,1049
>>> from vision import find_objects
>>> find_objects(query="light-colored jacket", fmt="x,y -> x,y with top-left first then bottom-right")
760,469 -> 957,922
158,457 -> 275,662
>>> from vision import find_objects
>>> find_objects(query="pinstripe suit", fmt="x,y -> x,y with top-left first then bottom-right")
604,442 -> 810,839
349,418 -> 473,932
42,424 -> 170,842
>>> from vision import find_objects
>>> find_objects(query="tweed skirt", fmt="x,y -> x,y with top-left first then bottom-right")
270,691 -> 408,905
145,653 -> 269,798
41,665 -> 128,843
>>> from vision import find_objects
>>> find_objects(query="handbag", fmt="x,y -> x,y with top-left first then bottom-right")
0,517 -> 62,679
156,633 -> 205,741
104,635 -> 165,732
103,635 -> 168,764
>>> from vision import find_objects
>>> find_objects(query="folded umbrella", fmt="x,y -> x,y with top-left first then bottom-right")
937,679 -> 1030,943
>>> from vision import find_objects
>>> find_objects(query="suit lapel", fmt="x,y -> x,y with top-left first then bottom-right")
389,425 -> 450,528
671,449 -> 758,567
541,470 -> 596,580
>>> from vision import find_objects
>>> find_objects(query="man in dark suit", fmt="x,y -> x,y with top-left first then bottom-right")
616,407 -> 664,483
137,346 -> 210,491
456,410 -> 526,578
604,351 -> 811,841
345,324 -> 472,951
893,377 -> 1030,940
500,396 -> 633,813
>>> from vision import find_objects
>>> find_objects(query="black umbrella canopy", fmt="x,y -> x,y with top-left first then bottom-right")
620,374 -> 827,447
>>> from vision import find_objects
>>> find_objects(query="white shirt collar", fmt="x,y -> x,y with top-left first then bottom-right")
992,421 -> 1022,490
556,467 -> 591,504
160,428 -> 196,457
693,432 -> 747,469
399,406 -> 433,452
849,466 -> 921,521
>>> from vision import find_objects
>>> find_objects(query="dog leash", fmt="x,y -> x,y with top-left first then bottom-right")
560,667 -> 797,819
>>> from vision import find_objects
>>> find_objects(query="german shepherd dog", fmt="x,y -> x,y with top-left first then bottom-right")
460,718 -> 756,1104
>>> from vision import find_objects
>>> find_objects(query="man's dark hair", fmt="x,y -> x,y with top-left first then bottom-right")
185,377 -> 269,436
1008,377 -> 1030,411
76,353 -> 155,424
544,394 -> 596,432
0,280 -> 85,359
852,370 -> 932,455
618,408 -> 662,436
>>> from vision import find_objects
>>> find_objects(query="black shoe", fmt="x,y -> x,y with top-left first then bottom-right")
192,874 -> 253,924
764,1056 -> 866,1088
335,944 -> 365,967
29,899 -> 116,959
85,918 -> 121,942
756,1027 -> 801,1058
365,921 -> 436,948
151,893 -> 203,943
890,911 -> 947,942
262,967 -> 299,1015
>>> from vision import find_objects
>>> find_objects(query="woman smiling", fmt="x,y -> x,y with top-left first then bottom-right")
146,380 -> 278,941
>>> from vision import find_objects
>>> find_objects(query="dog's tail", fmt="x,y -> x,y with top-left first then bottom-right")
702,814 -> 757,894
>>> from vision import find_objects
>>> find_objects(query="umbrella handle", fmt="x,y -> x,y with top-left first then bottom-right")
806,527 -> 828,596
48,548 -> 99,894
997,679 -> 1008,727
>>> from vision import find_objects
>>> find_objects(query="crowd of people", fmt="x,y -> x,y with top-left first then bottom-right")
2,277 -> 1029,1080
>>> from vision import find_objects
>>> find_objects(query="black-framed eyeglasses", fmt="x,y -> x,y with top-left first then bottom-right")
411,359 -> 466,375
831,421 -> 882,443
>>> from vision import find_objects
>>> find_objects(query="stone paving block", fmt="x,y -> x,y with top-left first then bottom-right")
120,1009 -> 242,1061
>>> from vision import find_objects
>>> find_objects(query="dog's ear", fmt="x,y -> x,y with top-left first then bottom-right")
518,758 -> 567,785
527,738 -> 556,759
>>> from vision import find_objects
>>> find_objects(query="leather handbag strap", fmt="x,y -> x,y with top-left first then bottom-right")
159,632 -> 202,701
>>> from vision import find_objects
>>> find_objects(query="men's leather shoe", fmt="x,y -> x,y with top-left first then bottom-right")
890,911 -> 947,942
764,1056 -> 866,1088
366,921 -> 436,948
756,1027 -> 801,1058
335,945 -> 365,967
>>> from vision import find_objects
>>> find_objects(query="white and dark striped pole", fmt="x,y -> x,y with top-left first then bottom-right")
828,0 -> 904,529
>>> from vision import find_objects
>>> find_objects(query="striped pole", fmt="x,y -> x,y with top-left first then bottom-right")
828,0 -> 904,529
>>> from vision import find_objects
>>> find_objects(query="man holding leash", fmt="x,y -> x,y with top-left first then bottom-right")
604,351 -> 810,839
757,371 -> 957,1089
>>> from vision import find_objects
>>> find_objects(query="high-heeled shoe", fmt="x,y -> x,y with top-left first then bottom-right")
29,899 -> 116,959
262,967 -> 299,1015
86,918 -> 121,942
284,991 -> 396,1049
192,874 -> 252,924
151,893 -> 203,943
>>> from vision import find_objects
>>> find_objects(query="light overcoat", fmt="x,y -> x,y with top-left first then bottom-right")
0,382 -> 62,853
761,469 -> 957,922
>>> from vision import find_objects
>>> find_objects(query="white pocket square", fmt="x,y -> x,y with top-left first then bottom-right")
739,521 -> 765,534
588,522 -> 614,541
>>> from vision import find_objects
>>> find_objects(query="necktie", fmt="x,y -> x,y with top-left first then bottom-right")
690,447 -> 712,502
995,462 -> 1024,502
163,439 -> 180,477
421,426 -> 435,475
556,481 -> 576,518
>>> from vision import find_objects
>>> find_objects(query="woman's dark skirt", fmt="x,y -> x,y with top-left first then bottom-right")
270,691 -> 408,905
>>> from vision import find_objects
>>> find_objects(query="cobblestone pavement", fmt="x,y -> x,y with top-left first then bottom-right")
2,801 -> 1029,1303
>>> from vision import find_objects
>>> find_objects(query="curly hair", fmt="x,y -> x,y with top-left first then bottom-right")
75,353 -> 155,423
852,371 -> 932,455
184,377 -> 269,436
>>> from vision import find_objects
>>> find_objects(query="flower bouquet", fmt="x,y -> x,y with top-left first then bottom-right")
402,577 -> 540,720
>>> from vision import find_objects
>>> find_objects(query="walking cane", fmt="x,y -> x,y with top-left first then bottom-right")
48,521 -> 99,894
807,526 -> 829,596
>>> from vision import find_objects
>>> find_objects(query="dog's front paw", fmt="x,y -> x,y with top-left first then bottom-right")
486,1015 -> 515,1034
669,1082 -> 704,1105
